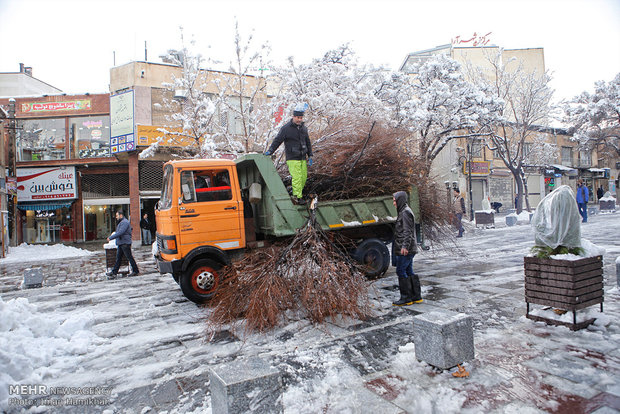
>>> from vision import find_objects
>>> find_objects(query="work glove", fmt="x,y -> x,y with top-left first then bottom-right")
264,150 -> 271,156
308,157 -> 313,166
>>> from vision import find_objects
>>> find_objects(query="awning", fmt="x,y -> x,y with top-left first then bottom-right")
550,164 -> 578,176
17,202 -> 73,211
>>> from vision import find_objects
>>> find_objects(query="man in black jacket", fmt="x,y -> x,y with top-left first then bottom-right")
392,191 -> 421,306
265,105 -> 313,205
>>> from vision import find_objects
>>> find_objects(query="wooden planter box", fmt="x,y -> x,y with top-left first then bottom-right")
475,211 -> 495,228
524,255 -> 603,330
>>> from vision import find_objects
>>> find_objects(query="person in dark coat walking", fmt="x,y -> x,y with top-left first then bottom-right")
140,213 -> 151,245
106,210 -> 139,277
597,185 -> 605,201
392,191 -> 422,306
265,104 -> 313,205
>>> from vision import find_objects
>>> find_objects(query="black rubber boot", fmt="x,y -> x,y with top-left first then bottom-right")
392,276 -> 414,306
409,273 -> 423,303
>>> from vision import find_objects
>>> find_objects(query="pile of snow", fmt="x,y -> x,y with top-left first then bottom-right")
0,296 -> 102,410
0,243 -> 94,264
550,239 -> 606,261
506,211 -> 532,223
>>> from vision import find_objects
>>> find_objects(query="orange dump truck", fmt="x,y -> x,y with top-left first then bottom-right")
155,153 -> 420,303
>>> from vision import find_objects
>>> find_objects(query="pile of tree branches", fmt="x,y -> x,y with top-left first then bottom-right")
206,210 -> 371,335
275,120 -> 455,245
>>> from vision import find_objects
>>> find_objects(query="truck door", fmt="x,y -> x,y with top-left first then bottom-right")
177,167 -> 244,252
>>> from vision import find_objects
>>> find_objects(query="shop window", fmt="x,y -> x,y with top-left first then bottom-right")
84,204 -> 129,241
16,119 -> 66,161
23,207 -> 73,243
70,116 -> 111,158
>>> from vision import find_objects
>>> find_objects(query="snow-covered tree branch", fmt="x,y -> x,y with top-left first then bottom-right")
396,54 -> 503,177
563,72 -> 620,158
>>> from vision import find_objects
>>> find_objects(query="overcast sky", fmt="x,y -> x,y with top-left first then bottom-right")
0,0 -> 619,102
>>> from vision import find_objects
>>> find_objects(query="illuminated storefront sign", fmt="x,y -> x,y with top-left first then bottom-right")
21,100 -> 92,113
16,167 -> 77,201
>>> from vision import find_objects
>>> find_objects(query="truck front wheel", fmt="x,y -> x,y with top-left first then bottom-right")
353,238 -> 390,279
180,258 -> 222,304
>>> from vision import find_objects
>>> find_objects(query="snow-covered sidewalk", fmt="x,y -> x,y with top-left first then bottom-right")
1,213 -> 619,413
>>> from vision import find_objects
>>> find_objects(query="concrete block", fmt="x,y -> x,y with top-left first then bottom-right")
23,267 -> 43,288
505,215 -> 517,226
209,357 -> 282,414
413,310 -> 474,369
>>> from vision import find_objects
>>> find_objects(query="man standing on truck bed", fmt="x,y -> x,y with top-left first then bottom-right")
265,103 -> 313,205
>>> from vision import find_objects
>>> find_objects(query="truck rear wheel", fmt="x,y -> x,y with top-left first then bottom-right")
353,238 -> 390,279
180,258 -> 222,304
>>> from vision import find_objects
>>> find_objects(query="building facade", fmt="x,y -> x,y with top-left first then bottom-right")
109,61 -> 268,238
400,44 -> 607,212
0,93 -> 125,244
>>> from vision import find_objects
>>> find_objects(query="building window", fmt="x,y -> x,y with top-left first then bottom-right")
70,116 -> 111,158
561,146 -> 573,166
579,149 -> 592,167
470,139 -> 483,158
16,118 -> 66,161
523,143 -> 531,159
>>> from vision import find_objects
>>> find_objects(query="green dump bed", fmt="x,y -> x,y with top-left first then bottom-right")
235,154 -> 417,238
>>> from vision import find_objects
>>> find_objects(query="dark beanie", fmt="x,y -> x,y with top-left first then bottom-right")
293,110 -> 304,116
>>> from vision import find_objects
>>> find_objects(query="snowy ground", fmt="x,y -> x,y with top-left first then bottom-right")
0,213 -> 619,413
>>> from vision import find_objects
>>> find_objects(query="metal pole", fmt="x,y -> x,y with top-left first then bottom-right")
467,140 -> 474,221
7,99 -> 18,246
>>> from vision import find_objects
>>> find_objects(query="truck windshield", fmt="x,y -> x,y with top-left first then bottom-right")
160,165 -> 173,210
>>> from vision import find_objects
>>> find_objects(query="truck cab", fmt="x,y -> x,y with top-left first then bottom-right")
156,159 -> 244,302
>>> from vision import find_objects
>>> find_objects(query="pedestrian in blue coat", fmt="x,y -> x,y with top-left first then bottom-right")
576,180 -> 589,223
106,210 -> 139,277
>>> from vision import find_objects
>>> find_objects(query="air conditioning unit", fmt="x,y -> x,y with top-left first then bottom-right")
174,89 -> 188,99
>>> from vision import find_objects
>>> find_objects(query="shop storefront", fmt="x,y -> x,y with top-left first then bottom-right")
83,199 -> 130,241
16,166 -> 77,244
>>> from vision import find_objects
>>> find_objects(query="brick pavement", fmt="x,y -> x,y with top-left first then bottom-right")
0,244 -> 157,293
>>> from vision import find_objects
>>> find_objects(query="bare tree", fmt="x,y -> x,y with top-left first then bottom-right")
469,51 -> 554,213
217,21 -> 271,153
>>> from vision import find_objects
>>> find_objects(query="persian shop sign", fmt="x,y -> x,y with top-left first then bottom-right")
16,167 -> 77,202
136,125 -> 195,147
464,161 -> 490,175
451,32 -> 492,47
110,90 -> 135,154
21,100 -> 92,113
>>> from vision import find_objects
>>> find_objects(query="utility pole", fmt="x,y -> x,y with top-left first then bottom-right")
466,139 -> 474,221
7,99 -> 18,246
